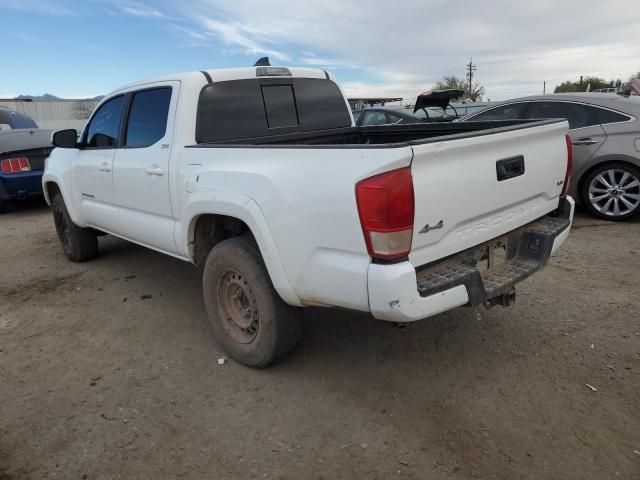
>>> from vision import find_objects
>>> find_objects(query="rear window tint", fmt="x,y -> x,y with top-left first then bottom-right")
5,111 -> 38,129
528,102 -> 591,129
592,107 -> 630,124
196,78 -> 351,143
471,103 -> 528,121
262,85 -> 298,128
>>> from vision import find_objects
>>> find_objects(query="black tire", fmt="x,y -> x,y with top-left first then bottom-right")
51,194 -> 98,262
202,235 -> 302,368
0,200 -> 6,214
581,162 -> 640,221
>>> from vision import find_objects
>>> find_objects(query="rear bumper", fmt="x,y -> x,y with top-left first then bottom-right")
368,196 -> 574,322
0,170 -> 44,201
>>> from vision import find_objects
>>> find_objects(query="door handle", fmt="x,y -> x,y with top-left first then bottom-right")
145,165 -> 165,176
496,155 -> 525,181
571,138 -> 598,145
99,163 -> 112,172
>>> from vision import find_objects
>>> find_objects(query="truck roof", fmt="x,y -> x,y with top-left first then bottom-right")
110,66 -> 331,96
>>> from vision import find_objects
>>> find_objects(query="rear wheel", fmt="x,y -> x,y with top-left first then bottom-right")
581,162 -> 640,221
0,200 -> 6,214
52,194 -> 98,262
202,235 -> 302,368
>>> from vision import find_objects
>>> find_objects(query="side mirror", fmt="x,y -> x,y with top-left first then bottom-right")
52,129 -> 78,148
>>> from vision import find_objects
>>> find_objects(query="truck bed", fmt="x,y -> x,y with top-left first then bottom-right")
190,119 -> 562,147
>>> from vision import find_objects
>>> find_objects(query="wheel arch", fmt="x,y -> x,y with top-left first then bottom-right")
180,194 -> 301,306
43,180 -> 61,205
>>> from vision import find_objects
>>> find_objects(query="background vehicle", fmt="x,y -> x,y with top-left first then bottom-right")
44,64 -> 573,367
0,107 -> 52,213
462,93 -> 640,220
352,107 -> 423,126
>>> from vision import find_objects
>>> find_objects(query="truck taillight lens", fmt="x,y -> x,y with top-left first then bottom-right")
1,157 -> 31,174
356,167 -> 414,260
562,134 -> 572,196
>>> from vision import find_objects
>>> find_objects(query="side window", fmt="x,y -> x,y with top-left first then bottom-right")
387,113 -> 404,124
352,110 -> 363,124
362,111 -> 388,126
85,96 -> 125,148
470,103 -> 528,121
124,87 -> 172,147
591,107 -> 630,125
528,102 -> 591,129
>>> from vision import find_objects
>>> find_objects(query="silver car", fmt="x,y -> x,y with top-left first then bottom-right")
462,93 -> 640,221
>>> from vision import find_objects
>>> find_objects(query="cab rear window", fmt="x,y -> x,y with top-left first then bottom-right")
196,78 -> 351,143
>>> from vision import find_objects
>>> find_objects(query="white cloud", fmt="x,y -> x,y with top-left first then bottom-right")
10,0 -> 634,101
0,0 -> 76,15
197,17 -> 291,61
114,1 -> 166,18
159,0 -> 640,100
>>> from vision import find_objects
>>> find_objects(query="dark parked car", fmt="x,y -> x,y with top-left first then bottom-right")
461,93 -> 640,221
351,107 -> 422,126
0,107 -> 53,213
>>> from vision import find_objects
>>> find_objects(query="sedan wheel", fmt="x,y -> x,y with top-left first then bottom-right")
584,164 -> 640,221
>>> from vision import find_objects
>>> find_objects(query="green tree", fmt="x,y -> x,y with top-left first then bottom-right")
433,75 -> 485,101
554,80 -> 579,93
554,76 -> 613,93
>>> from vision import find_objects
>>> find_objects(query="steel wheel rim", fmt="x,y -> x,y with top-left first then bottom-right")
588,168 -> 640,217
216,269 -> 259,344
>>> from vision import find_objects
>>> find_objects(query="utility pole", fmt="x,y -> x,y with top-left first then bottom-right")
543,81 -> 546,94
466,57 -> 476,97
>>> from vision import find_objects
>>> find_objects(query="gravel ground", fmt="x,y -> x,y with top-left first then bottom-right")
1,200 -> 639,480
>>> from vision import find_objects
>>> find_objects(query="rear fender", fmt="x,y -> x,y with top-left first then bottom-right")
177,191 -> 301,306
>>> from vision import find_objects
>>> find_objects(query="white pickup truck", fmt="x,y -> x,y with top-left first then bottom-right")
43,64 -> 574,367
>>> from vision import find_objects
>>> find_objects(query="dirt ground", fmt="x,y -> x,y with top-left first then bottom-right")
1,199 -> 639,480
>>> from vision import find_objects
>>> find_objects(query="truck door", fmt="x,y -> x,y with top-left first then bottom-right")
71,95 -> 124,227
111,83 -> 179,254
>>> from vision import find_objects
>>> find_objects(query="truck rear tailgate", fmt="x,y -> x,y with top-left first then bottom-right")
409,120 -> 569,267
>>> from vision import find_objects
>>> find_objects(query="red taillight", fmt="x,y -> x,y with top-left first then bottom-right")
0,157 -> 31,174
355,167 -> 415,260
562,134 -> 572,196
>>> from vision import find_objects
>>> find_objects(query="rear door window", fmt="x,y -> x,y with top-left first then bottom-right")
470,103 -> 528,121
124,87 -> 172,147
387,113 -> 405,124
362,111 -> 388,126
196,78 -> 352,142
527,102 -> 591,129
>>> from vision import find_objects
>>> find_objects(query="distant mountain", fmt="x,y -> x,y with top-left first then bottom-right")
16,93 -> 61,101
14,94 -> 104,101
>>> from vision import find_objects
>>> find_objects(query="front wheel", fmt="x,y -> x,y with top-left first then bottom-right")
202,235 -> 302,368
581,162 -> 640,221
51,194 -> 99,262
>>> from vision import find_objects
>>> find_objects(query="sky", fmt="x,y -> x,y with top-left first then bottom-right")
1,0 -> 639,101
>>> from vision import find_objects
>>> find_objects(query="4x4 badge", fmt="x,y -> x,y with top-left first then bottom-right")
419,220 -> 444,234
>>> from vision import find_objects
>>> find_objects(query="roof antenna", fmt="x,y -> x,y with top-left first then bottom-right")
254,57 -> 271,67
